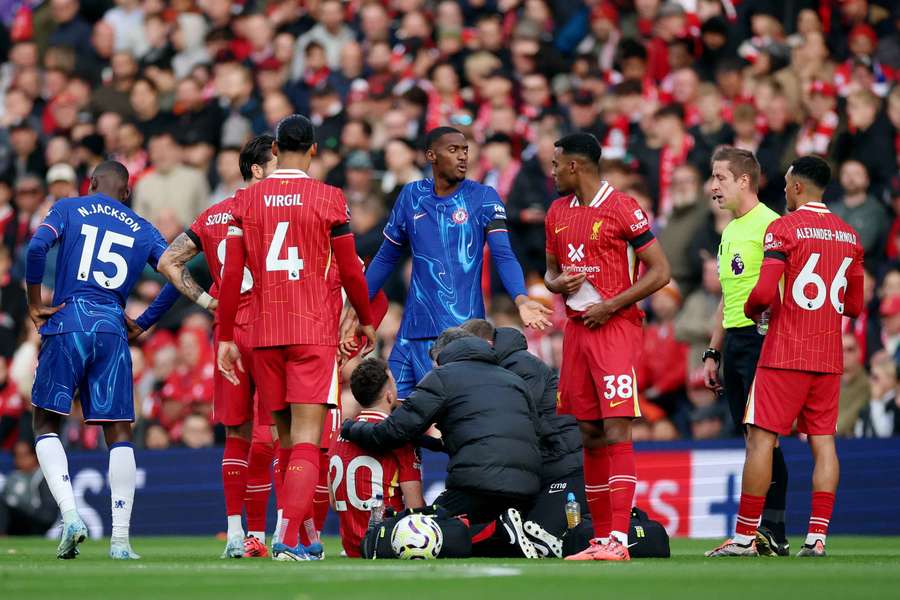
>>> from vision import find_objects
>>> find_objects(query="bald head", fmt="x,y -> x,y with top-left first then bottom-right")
89,160 -> 130,201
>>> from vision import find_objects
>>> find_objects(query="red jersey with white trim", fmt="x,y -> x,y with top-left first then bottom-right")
759,202 -> 864,373
545,182 -> 656,325
186,196 -> 253,326
327,410 -> 421,558
228,169 -> 349,347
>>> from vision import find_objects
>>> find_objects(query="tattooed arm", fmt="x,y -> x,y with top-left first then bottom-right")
157,231 -> 213,308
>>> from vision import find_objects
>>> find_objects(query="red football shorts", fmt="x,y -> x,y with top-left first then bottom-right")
213,323 -> 272,427
558,316 -> 642,421
745,366 -> 840,436
253,344 -> 339,413
251,421 -> 275,445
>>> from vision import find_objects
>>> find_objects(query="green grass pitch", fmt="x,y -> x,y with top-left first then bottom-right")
2,536 -> 899,600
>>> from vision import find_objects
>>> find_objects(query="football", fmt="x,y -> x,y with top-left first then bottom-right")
390,514 -> 443,560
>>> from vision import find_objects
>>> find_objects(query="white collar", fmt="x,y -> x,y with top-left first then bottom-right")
796,201 -> 829,214
569,181 -> 615,208
270,169 -> 310,179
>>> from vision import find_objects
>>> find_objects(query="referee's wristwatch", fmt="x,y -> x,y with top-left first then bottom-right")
701,348 -> 721,365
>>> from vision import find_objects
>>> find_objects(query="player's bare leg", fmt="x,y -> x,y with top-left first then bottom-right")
221,421 -> 252,558
798,435 -> 839,557
272,404 -> 327,561
103,422 -> 140,560
33,407 -> 87,559
707,424 -> 776,557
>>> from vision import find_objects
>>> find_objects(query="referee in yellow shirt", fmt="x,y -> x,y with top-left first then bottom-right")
702,147 -> 789,556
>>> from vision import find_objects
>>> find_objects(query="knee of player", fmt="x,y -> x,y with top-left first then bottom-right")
578,420 -> 605,447
745,425 -> 777,454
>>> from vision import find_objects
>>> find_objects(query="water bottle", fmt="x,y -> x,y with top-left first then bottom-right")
757,309 -> 770,336
565,493 -> 581,529
368,494 -> 385,528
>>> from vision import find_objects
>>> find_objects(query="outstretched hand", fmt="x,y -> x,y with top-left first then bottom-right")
517,298 -> 552,330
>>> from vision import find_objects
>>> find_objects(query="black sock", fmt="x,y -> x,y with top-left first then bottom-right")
761,446 -> 788,542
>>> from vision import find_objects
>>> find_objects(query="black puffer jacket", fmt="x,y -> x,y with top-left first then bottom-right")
492,328 -> 583,484
342,337 -> 542,498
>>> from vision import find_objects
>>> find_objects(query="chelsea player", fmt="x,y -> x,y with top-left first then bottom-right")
26,161 -> 186,560
344,127 -> 551,399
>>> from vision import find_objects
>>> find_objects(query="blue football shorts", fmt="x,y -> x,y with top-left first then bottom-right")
32,331 -> 134,422
388,337 -> 436,399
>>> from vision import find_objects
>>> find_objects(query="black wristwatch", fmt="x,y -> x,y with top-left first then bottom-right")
702,348 -> 721,365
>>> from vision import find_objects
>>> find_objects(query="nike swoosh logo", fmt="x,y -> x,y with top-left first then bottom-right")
548,488 -> 566,494
414,212 -> 427,220
609,400 -> 628,408
610,487 -> 627,493
555,225 -> 568,233
627,542 -> 639,548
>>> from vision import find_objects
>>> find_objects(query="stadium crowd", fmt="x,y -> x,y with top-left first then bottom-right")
0,0 -> 899,452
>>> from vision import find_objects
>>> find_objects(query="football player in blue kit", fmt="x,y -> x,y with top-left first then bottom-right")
26,161 -> 188,560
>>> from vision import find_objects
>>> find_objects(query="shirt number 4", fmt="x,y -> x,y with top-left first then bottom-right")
265,221 -> 304,280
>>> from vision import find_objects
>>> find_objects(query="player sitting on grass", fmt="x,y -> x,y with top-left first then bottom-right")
26,161 -> 199,560
328,358 -> 424,557
706,156 -> 864,557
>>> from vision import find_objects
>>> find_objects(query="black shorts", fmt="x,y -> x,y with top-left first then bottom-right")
525,470 -> 586,537
722,326 -> 764,430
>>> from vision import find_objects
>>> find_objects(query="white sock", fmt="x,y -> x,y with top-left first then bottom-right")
227,514 -> 244,538
35,434 -> 78,519
273,509 -> 284,544
610,530 -> 628,546
805,533 -> 826,546
109,443 -> 136,543
248,531 -> 265,543
303,518 -> 319,545
733,532 -> 755,545
278,518 -> 290,546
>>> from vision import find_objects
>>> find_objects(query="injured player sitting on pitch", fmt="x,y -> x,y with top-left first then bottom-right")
341,328 -> 548,558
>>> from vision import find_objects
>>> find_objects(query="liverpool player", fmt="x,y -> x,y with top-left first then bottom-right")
706,156 -> 864,557
216,114 -> 375,562
158,135 -> 279,558
328,358 -> 424,557
341,126 -> 551,400
544,133 -> 670,561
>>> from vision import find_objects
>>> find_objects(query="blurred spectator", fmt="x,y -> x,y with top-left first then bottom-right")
381,138 -> 422,204
209,146 -> 242,206
507,128 -> 558,277
45,163 -> 77,201
3,120 -> 44,183
291,0 -> 355,81
481,134 -> 521,202
837,333 -> 870,437
143,421 -> 170,450
855,351 -> 899,438
133,132 -> 208,228
879,295 -> 900,362
658,164 -> 708,293
832,160 -> 889,272
47,0 -> 92,60
832,89 -> 896,199
690,403 -> 727,440
180,413 -> 214,449
0,358 -> 24,448
0,441 -> 57,535
795,81 -> 838,157
638,282 -> 688,419
676,255 -> 722,376
130,77 -> 175,142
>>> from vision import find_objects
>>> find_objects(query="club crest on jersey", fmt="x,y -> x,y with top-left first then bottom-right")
590,220 -> 603,240
451,208 -> 468,224
731,253 -> 744,275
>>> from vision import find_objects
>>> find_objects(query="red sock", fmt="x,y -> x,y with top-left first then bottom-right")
607,442 -> 637,540
583,446 -> 611,538
735,493 -> 766,538
244,440 -> 275,534
808,491 -> 835,539
313,450 -> 330,531
281,443 -> 320,548
275,447 -> 291,511
222,437 -> 251,518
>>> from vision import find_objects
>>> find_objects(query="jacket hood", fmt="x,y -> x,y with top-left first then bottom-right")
492,327 -> 528,362
437,337 -> 498,366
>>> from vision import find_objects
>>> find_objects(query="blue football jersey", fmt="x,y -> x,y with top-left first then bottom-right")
382,179 -> 508,339
35,193 -> 168,337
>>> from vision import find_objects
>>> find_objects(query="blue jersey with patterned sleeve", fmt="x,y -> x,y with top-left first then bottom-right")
27,193 -> 168,338
374,179 -> 522,339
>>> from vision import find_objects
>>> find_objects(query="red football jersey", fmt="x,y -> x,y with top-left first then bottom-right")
545,182 -> 656,325
187,196 -> 253,325
327,410 -> 421,558
229,169 -> 348,347
759,202 -> 864,373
